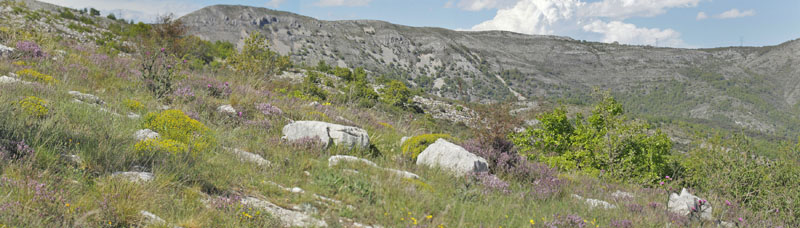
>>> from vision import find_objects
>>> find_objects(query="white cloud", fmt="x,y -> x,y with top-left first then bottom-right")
696,11 -> 707,20
266,0 -> 286,8
583,20 -> 685,47
38,0 -> 200,22
469,0 -> 699,47
716,9 -> 755,19
581,0 -> 701,19
313,0 -> 371,7
453,0 -> 519,11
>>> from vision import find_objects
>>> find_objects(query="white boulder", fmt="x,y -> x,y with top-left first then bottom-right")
241,196 -> 328,227
230,148 -> 271,166
112,171 -> 154,183
282,121 -> 369,149
416,139 -> 489,176
217,104 -> 236,114
134,129 -> 159,141
68,91 -> 104,105
668,188 -> 713,221
0,44 -> 13,57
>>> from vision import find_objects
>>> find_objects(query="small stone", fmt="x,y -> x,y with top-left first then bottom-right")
241,197 -> 328,227
290,187 -> 304,193
668,188 -> 713,221
63,154 -> 83,166
611,190 -> 635,198
230,148 -> 271,166
140,210 -> 166,225
68,91 -> 104,105
0,44 -> 14,57
134,129 -> 159,141
0,75 -> 20,84
572,194 -> 617,209
127,112 -> 140,119
217,104 -> 236,114
113,171 -> 154,183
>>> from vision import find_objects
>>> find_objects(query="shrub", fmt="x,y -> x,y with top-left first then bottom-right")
134,138 -> 189,159
379,80 -> 411,108
15,69 -> 56,85
123,99 -> 144,112
16,96 -> 48,118
142,109 -> 215,153
139,47 -> 181,98
228,32 -> 290,78
510,92 -> 674,184
401,134 -> 451,160
16,41 -> 45,58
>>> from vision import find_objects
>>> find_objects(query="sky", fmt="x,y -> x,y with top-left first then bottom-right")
38,0 -> 800,48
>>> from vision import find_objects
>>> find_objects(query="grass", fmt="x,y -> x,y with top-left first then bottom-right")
0,2 -> 792,227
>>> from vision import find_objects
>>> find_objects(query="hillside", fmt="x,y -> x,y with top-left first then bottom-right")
1,1 -> 799,227
180,5 -> 800,136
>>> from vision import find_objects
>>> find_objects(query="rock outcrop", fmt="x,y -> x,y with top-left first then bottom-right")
416,139 -> 488,176
68,91 -> 104,105
282,121 -> 369,149
134,129 -> 160,141
241,196 -> 328,227
668,188 -> 713,221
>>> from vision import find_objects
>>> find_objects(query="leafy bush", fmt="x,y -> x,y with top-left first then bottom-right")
16,96 -> 48,118
228,32 -> 290,78
139,47 -> 181,98
15,69 -> 56,85
510,93 -> 674,184
679,134 -> 800,224
142,109 -> 215,153
379,80 -> 411,108
401,134 -> 452,160
123,99 -> 143,112
301,71 -> 327,101
133,138 -> 188,158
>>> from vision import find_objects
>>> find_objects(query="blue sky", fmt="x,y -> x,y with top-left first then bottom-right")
39,0 -> 800,48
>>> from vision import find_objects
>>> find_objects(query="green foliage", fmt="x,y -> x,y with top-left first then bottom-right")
332,67 -> 353,81
16,96 -> 48,118
401,134 -> 452,160
89,8 -> 100,16
139,47 -> 180,98
228,32 -> 290,78
106,13 -> 116,20
379,80 -> 411,108
301,71 -> 328,101
142,109 -> 215,153
510,93 -> 674,184
679,134 -> 800,224
316,60 -> 330,72
58,9 -> 76,20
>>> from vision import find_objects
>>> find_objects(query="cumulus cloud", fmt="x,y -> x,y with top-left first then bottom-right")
716,9 -> 755,19
469,0 -> 700,47
266,0 -> 286,8
583,20 -> 685,47
313,0 -> 371,7
38,0 -> 200,22
453,0 -> 519,11
696,11 -> 707,20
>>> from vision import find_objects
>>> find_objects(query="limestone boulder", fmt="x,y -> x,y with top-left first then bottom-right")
416,139 -> 488,176
282,121 -> 369,149
668,188 -> 713,221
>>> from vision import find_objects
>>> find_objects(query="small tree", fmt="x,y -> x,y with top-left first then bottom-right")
228,32 -> 290,78
89,8 -> 100,16
379,80 -> 411,107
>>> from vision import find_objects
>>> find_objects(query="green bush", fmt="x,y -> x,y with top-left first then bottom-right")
510,93 -> 674,184
679,134 -> 800,224
401,134 -> 452,160
379,80 -> 411,108
228,32 -> 290,78
142,109 -> 215,153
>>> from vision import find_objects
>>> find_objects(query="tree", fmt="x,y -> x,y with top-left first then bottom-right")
379,80 -> 411,108
510,92 -> 674,184
106,13 -> 116,20
228,32 -> 290,78
89,8 -> 100,16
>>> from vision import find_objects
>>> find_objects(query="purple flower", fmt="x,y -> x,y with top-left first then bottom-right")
160,48 -> 165,52
659,181 -> 665,185
183,59 -> 188,64
237,112 -> 242,117
16,41 -> 46,58
207,84 -> 212,88
255,103 -> 283,116
738,217 -> 744,222
665,175 -> 671,180
725,200 -> 732,206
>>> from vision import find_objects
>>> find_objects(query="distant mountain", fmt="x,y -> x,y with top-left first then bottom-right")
180,5 -> 800,135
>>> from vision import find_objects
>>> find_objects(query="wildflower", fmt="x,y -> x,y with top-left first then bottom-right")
530,219 -> 535,225
659,181 -> 665,185
183,59 -> 187,64
411,217 -> 417,225
725,200 -> 732,206
65,203 -> 70,207
665,175 -> 671,180
426,215 -> 433,219
438,225 -> 444,228
738,217 -> 744,223
207,84 -> 212,88
238,112 -> 242,117
160,48 -> 165,52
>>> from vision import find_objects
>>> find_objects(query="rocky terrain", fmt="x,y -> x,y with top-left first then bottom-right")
180,5 -> 800,135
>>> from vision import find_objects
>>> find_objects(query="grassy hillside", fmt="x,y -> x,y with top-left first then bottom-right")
0,1 -> 798,227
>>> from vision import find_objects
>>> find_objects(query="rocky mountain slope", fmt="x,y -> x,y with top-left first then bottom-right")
180,5 -> 800,135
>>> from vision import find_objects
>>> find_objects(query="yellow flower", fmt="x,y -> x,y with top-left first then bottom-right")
530,219 -> 535,225
65,203 -> 70,207
426,215 -> 433,219
411,217 -> 417,225
505,215 -> 509,219
242,212 -> 252,218
438,225 -> 444,228
400,218 -> 405,221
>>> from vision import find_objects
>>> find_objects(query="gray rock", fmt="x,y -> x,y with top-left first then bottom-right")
282,121 -> 369,149
572,194 -> 617,209
134,129 -> 159,141
63,154 -> 83,166
0,75 -> 21,84
139,210 -> 166,225
611,190 -> 635,199
230,148 -> 271,166
241,196 -> 328,227
0,44 -> 13,57
416,139 -> 489,176
668,188 -> 713,221
217,104 -> 236,114
112,171 -> 154,183
127,112 -> 141,119
329,155 -> 419,179
68,91 -> 104,105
